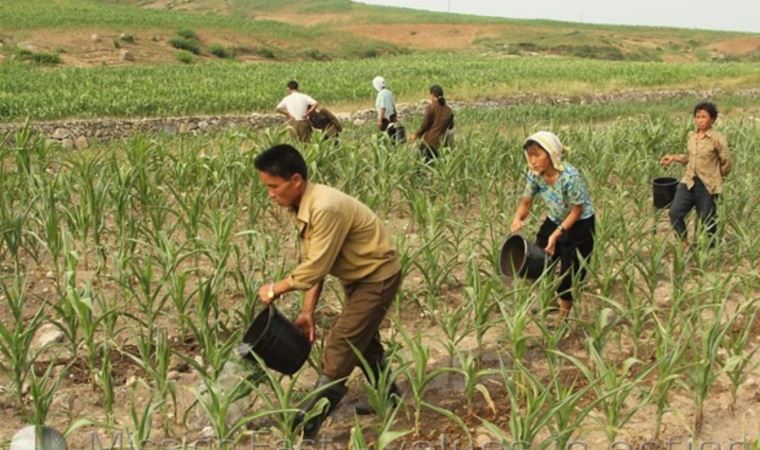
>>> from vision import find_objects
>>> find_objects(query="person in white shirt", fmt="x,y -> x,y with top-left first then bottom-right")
372,76 -> 403,144
276,80 -> 318,142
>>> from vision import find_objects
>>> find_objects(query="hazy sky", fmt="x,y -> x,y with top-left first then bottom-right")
356,0 -> 760,33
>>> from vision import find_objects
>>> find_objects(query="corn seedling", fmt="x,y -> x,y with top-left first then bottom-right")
721,299 -> 759,414
351,344 -> 407,425
560,341 -> 657,443
685,278 -> 739,437
0,272 -> 45,404
399,330 -> 468,439
453,350 -> 497,417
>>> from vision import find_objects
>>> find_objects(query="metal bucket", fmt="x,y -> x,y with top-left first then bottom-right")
652,177 -> 678,209
499,234 -> 549,280
239,305 -> 311,375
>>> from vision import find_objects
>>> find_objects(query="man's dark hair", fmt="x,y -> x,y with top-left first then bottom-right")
287,80 -> 299,90
694,101 -> 718,120
254,144 -> 308,181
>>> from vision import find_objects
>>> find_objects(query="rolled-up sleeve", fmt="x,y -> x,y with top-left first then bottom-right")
288,208 -> 351,290
716,134 -> 732,177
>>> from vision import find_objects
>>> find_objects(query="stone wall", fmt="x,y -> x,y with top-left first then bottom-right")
2,88 -> 758,148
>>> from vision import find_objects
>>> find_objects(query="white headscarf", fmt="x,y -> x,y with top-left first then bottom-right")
523,131 -> 567,174
372,76 -> 386,92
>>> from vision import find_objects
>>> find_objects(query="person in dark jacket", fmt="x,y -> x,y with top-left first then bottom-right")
309,107 -> 343,140
409,85 -> 454,161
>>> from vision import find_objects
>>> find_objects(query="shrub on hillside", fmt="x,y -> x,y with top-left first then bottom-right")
176,50 -> 194,64
209,44 -> 232,59
176,29 -> 199,40
15,49 -> 61,64
303,48 -> 330,61
169,36 -> 201,54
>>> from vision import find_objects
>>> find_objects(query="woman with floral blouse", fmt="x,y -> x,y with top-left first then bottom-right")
510,131 -> 596,327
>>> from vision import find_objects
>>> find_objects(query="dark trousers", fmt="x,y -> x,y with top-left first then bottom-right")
669,177 -> 718,240
535,215 -> 595,302
321,271 -> 401,379
418,142 -> 439,163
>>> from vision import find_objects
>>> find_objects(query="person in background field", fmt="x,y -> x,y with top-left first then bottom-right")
660,102 -> 731,247
409,85 -> 454,162
276,80 -> 318,142
254,144 -> 402,439
308,106 -> 343,141
373,76 -> 403,143
510,131 -> 596,327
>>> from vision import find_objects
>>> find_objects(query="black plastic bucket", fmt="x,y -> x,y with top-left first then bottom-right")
240,305 -> 311,375
652,177 -> 678,209
499,234 -> 549,280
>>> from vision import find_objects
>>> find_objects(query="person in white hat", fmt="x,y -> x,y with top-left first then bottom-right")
510,131 -> 596,326
372,76 -> 402,143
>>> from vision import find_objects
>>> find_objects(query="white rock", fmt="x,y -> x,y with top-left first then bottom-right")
167,370 -> 181,381
52,128 -> 70,139
91,33 -> 101,43
61,139 -> 74,149
125,375 -> 139,388
33,324 -> 65,350
198,120 -> 209,129
120,50 -> 134,62
74,136 -> 88,150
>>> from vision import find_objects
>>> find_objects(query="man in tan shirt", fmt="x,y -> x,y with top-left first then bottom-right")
660,101 -> 732,244
254,144 -> 402,439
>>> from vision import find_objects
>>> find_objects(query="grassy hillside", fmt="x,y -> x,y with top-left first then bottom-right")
1,0 -> 759,66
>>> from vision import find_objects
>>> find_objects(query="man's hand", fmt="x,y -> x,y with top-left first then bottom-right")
293,311 -> 316,343
377,119 -> 383,130
258,283 -> 277,304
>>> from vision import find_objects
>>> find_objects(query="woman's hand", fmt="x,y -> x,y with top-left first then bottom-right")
510,218 -> 524,233
659,155 -> 674,166
545,231 -> 560,256
293,311 -> 316,343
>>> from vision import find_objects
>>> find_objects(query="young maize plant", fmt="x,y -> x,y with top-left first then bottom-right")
453,350 -> 497,417
561,341 -> 658,444
482,360 -> 579,450
685,275 -> 738,438
0,272 -> 45,405
399,330 -> 468,440
26,358 -> 70,428
465,259 -> 498,352
351,343 -> 408,425
720,296 -> 759,414
650,315 -> 691,441
127,327 -> 177,434
348,404 -> 411,450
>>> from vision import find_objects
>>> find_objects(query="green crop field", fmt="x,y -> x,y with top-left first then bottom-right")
2,0 -> 760,448
1,102 -> 760,447
3,54 -> 760,121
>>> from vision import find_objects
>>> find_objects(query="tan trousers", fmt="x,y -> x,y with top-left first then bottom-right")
321,271 -> 401,379
288,119 -> 312,142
